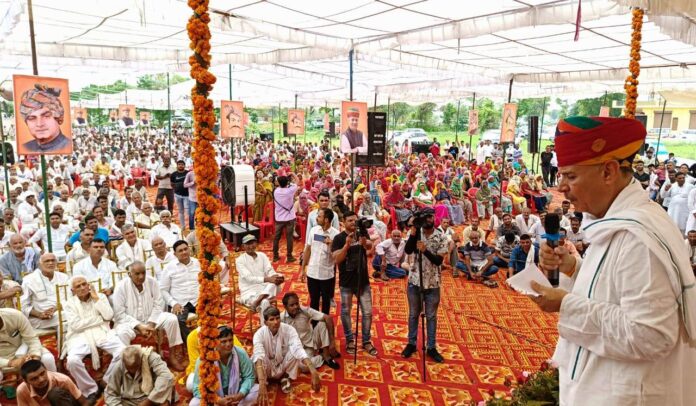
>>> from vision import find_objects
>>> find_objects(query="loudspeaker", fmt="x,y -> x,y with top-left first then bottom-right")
282,123 -> 288,137
259,132 -> 274,142
220,165 -> 256,207
0,142 -> 14,165
411,141 -> 433,155
329,122 -> 335,135
528,116 -> 539,154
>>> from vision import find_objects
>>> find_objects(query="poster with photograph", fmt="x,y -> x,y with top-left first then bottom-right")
287,109 -> 305,135
139,111 -> 152,126
324,112 -> 330,132
13,75 -> 73,156
468,109 -> 479,135
500,103 -> 518,143
72,107 -> 88,126
118,104 -> 136,127
599,106 -> 610,117
109,109 -> 119,123
221,100 -> 244,139
340,101 -> 368,154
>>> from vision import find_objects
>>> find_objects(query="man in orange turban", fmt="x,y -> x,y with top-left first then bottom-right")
530,116 -> 696,405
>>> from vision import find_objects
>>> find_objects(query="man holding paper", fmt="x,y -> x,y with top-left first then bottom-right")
531,116 -> 696,405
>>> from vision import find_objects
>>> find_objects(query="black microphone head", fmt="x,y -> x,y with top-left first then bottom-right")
545,212 -> 561,235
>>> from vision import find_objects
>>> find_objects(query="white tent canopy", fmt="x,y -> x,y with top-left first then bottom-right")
1,0 -> 696,106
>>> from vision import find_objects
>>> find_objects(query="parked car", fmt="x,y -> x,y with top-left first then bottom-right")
480,129 -> 523,144
647,128 -> 672,138
310,118 -> 324,129
676,129 -> 696,140
389,129 -> 429,146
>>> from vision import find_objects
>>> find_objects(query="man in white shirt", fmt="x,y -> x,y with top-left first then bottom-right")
529,211 -> 547,245
112,261 -> 186,371
62,276 -> 125,401
28,212 -> 71,261
17,191 -> 41,237
305,192 -> 340,235
0,221 -> 14,252
20,253 -> 69,330
515,207 -> 540,236
76,189 -> 96,217
301,208 -> 339,314
372,229 -> 409,280
51,190 -> 81,223
253,307 -> 321,400
160,240 -> 200,342
145,237 -> 176,281
237,234 -> 284,315
115,224 -> 153,269
126,191 -> 144,225
72,238 -> 118,296
150,210 -> 180,248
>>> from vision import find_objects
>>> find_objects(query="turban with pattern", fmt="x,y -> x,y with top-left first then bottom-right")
19,84 -> 65,124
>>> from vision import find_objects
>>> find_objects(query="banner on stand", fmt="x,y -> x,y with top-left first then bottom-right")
340,101 -> 368,154
500,103 -> 518,144
287,109 -> 305,135
221,100 -> 245,139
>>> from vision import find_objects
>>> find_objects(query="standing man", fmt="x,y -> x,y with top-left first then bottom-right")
272,174 -> 300,263
155,155 -> 175,212
302,208 -> 339,314
532,116 -> 696,405
401,209 -> 447,363
540,145 -> 554,187
305,191 -> 340,233
170,159 -> 189,230
331,212 -> 377,356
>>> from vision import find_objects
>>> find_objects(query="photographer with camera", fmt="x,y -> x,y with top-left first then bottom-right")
402,209 -> 448,363
331,212 -> 377,356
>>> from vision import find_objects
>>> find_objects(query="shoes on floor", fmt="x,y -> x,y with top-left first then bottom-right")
286,256 -> 297,263
401,343 -> 417,358
427,348 -> 445,363
281,377 -> 292,393
324,358 -> 340,370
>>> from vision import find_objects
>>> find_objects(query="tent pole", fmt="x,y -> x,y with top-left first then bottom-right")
349,49 -> 354,102
167,72 -> 172,156
229,64 -> 234,163
454,99 -> 460,144
468,93 -> 476,162
28,0 -> 52,252
501,79 -> 513,203
0,102 -> 10,208
535,97 -> 548,176
655,99 -> 667,158
294,94 -> 298,148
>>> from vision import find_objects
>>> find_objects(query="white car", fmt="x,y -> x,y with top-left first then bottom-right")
389,129 -> 429,146
480,129 -> 523,144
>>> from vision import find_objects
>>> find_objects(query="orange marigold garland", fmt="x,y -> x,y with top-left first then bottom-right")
624,8 -> 643,119
187,0 -> 221,404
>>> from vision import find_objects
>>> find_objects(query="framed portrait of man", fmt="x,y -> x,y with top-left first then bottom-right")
72,107 -> 88,126
13,75 -> 73,156
221,100 -> 244,139
339,101 -> 368,154
119,104 -> 136,128
500,103 -> 518,144
468,109 -> 479,135
287,109 -> 305,135
109,109 -> 118,123
139,111 -> 151,126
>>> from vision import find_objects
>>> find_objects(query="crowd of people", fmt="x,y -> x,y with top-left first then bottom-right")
0,115 -> 694,405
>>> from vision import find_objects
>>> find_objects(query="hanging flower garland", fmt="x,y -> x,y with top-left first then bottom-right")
624,8 -> 643,119
187,0 -> 221,404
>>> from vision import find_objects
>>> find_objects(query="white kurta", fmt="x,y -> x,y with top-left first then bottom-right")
144,252 -> 177,281
251,324 -> 308,380
72,257 -> 119,291
554,180 -> 696,406
665,182 -> 694,233
686,187 -> 696,236
150,224 -> 181,248
20,270 -> 70,329
115,239 -> 153,269
235,252 -> 280,306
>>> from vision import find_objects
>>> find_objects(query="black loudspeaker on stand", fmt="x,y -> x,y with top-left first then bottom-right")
528,116 -> 539,154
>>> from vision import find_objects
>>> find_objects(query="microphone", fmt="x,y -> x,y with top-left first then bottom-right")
542,213 -> 561,287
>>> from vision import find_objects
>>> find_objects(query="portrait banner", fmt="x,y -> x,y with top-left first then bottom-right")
139,111 -> 152,126
13,74 -> 73,156
599,106 -> 610,117
339,101 -> 368,154
109,109 -> 118,123
221,100 -> 244,139
500,103 -> 518,144
468,109 -> 479,135
324,112 -> 330,132
287,109 -> 305,135
72,107 -> 88,126
118,104 -> 136,128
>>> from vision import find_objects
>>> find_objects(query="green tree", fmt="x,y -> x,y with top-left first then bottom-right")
441,102 -> 457,130
476,98 -> 501,132
136,73 -> 188,90
569,93 -> 625,117
390,102 -> 412,128
517,98 -> 547,119
555,98 -> 570,121
414,102 -> 437,130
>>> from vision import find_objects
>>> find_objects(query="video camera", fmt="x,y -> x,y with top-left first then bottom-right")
356,217 -> 373,238
411,207 -> 435,229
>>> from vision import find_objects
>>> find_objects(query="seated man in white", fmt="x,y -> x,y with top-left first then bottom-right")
112,261 -> 186,371
514,207 -> 540,236
150,210 -> 180,248
72,238 -> 118,297
17,191 -> 41,237
62,276 -> 125,400
28,212 -> 71,261
236,234 -> 284,314
115,224 -> 153,269
160,240 -> 200,343
65,227 -> 96,276
189,325 -> 258,406
253,307 -> 321,398
134,202 -> 159,241
144,237 -> 176,281
0,308 -> 56,382
104,345 -> 175,406
21,253 -> 70,330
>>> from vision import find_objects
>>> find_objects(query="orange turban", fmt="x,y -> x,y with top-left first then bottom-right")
554,116 -> 646,166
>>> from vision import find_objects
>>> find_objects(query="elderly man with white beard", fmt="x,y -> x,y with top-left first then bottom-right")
112,261 -> 186,371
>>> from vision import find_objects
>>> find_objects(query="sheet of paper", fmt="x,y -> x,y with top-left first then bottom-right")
505,262 -> 552,296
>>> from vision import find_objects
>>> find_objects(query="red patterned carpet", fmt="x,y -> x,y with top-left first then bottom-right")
1,190 -> 564,405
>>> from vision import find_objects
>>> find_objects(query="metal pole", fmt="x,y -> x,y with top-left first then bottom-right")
167,72 -> 172,156
602,90 -> 608,108
468,93 -> 476,162
655,99 -> 667,158
0,102 -> 10,208
501,78 -> 513,203
28,0 -> 52,251
454,99 -> 460,144
536,97 -> 548,175
349,49 -> 355,211
349,49 -> 354,101
229,64 -> 233,163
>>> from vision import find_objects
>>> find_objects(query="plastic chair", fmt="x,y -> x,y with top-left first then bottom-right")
254,202 -> 274,241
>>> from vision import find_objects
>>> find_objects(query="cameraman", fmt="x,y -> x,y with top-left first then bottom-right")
402,210 -> 447,363
331,212 -> 377,356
